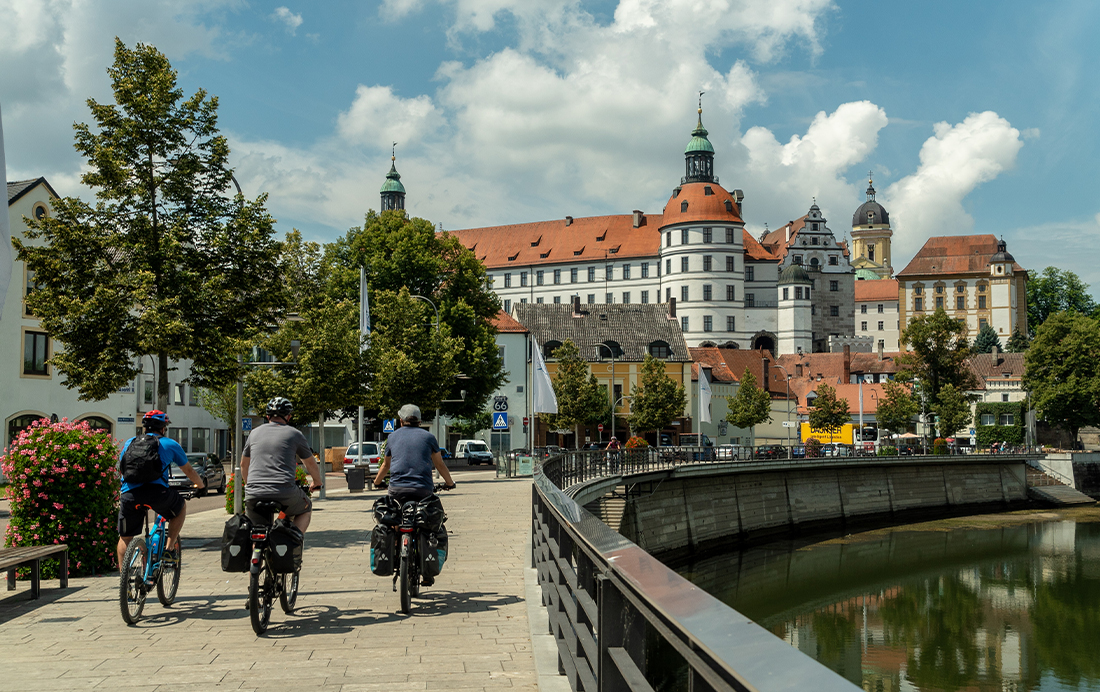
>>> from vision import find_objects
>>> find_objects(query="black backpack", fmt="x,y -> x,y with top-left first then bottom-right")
120,434 -> 163,485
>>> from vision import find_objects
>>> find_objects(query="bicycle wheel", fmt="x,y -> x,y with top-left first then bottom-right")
279,570 -> 299,613
409,545 -> 420,598
119,537 -> 148,625
157,544 -> 181,606
249,566 -> 274,635
399,550 -> 411,614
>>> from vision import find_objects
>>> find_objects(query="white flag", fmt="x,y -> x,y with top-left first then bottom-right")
531,339 -> 558,414
699,367 -> 712,424
0,104 -> 11,322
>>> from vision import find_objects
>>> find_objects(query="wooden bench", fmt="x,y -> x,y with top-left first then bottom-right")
1,545 -> 69,599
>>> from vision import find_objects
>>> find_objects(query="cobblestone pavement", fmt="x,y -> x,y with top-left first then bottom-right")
0,471 -> 540,691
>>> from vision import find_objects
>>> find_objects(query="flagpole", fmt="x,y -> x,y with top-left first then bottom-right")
0,103 -> 12,322
358,266 -> 369,479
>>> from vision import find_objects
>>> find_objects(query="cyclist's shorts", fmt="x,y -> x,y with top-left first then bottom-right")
118,484 -> 185,536
244,487 -> 312,525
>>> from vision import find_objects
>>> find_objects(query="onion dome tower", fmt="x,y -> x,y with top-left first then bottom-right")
850,173 -> 893,278
380,145 -> 406,211
682,95 -> 716,184
989,237 -> 1015,276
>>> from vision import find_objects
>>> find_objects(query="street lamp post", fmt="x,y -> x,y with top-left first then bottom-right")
410,295 -> 442,445
769,361 -> 793,458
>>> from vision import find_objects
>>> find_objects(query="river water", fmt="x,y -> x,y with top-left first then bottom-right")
678,510 -> 1100,691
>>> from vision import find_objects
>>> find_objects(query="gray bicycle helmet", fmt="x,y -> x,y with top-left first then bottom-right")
265,397 -> 294,418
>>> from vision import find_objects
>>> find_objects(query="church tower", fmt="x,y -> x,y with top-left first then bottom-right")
380,148 -> 406,211
850,175 -> 893,279
682,96 -> 715,185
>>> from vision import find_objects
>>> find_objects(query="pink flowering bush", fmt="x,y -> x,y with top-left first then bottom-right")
1,418 -> 120,577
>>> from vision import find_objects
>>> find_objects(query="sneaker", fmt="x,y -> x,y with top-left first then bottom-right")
421,575 -> 434,587
163,547 -> 180,566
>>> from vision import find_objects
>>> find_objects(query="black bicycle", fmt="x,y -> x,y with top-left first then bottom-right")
246,500 -> 303,635
375,483 -> 452,614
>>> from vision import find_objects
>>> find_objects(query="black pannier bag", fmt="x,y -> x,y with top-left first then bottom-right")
373,496 -> 401,526
370,525 -> 396,576
221,513 -> 253,572
419,527 -> 448,578
268,518 -> 304,573
120,434 -> 163,485
415,495 -> 446,532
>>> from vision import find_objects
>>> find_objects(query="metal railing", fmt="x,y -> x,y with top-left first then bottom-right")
532,452 -> 861,692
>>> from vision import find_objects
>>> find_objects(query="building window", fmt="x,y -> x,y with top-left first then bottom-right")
681,201 -> 688,212
553,269 -> 561,284
681,257 -> 689,272
666,232 -> 672,247
795,286 -> 803,299
606,264 -> 613,281
587,294 -> 595,304
536,270 -> 544,285
830,305 -> 839,317
979,284 -> 987,293
588,267 -> 596,282
188,386 -> 199,406
703,316 -> 713,332
878,304 -> 884,314
793,254 -> 803,265
861,305 -> 868,314
681,286 -> 689,302
553,296 -> 561,304
520,298 -> 527,303
641,262 -> 649,278
745,266 -> 754,282
503,299 -> 511,313
703,255 -> 712,271
745,294 -> 755,307
979,318 -> 988,330
936,296 -> 944,310
570,268 -> 578,283
703,285 -> 712,301
811,236 -> 819,245
666,259 -> 672,275
143,376 -> 154,405
622,292 -> 630,303
726,285 -> 735,301
192,428 -> 209,453
828,256 -> 838,266
1000,413 -> 1015,426
666,287 -> 671,302
783,287 -> 789,300
681,229 -> 689,244
23,331 -> 49,376
622,264 -> 631,280
606,293 -> 613,304
681,316 -> 689,332
981,413 -> 995,426
956,296 -> 964,309
861,321 -> 868,331
641,290 -> 649,304
1002,393 -> 1010,402
504,273 -> 511,288
536,297 -> 544,304
878,321 -> 884,331
168,428 -> 188,452
726,228 -> 735,243
649,341 -> 672,358
914,286 -> 923,295
829,280 -> 839,292
727,316 -> 736,332
724,256 -> 734,272
978,295 -> 987,309
173,383 -> 186,405
521,272 -> 528,287
703,228 -> 712,243
915,297 -> 923,311
957,285 -> 965,293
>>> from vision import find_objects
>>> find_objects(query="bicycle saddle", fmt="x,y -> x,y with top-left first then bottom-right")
249,499 -> 287,523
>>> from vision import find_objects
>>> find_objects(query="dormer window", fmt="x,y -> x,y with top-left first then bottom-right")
704,186 -> 714,196
531,236 -> 541,247
540,251 -> 551,259
867,211 -> 875,223
724,200 -> 734,213
681,201 -> 688,212
648,340 -> 672,359
596,232 -> 606,242
507,252 -> 519,261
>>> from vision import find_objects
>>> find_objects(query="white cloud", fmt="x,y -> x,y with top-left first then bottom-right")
271,7 -> 303,34
336,86 -> 442,151
379,0 -> 423,20
882,111 -> 1024,257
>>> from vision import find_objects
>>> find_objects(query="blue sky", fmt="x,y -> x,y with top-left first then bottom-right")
3,0 -> 1099,294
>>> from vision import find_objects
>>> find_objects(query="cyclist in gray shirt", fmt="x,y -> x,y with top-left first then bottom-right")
242,397 -> 323,532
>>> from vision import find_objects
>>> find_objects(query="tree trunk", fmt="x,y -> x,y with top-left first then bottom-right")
158,352 -> 170,411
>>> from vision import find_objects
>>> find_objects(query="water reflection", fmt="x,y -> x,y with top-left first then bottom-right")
679,517 -> 1100,691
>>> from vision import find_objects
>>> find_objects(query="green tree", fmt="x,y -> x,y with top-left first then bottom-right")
876,379 -> 918,436
972,324 -> 1002,354
449,411 -> 492,439
628,355 -> 687,440
1005,328 -> 1030,353
197,380 -> 238,433
1027,266 -> 1099,337
544,340 -> 605,447
932,383 -> 973,439
13,39 -> 285,407
321,210 -> 504,420
724,369 -> 772,448
808,383 -> 851,444
899,309 -> 978,412
1023,311 -> 1100,442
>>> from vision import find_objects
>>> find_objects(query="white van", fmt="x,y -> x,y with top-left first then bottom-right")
454,439 -> 494,466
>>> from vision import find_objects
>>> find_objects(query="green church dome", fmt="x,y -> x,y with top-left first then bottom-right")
380,161 -> 405,194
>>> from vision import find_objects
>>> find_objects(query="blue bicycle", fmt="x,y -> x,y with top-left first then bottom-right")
119,501 -> 188,624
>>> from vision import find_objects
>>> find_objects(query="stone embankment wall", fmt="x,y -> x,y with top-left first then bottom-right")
616,461 -> 1028,557
1059,453 -> 1100,498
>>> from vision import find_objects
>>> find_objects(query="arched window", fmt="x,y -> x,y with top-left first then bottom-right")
543,340 -> 563,359
809,257 -> 819,267
78,416 -> 113,436
7,413 -> 46,446
648,341 -> 672,359
600,341 -> 624,359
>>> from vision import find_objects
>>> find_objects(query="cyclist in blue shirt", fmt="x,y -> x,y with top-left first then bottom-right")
116,410 -> 203,571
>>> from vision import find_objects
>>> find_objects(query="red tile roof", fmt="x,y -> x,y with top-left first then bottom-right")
854,278 -> 900,302
491,310 -> 527,333
742,230 -> 778,262
897,234 -> 1026,277
661,181 -> 744,225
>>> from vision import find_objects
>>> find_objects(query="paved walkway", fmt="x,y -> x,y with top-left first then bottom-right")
0,471 -> 541,691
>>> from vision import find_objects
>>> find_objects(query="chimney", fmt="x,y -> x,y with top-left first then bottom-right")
763,358 -> 770,392
733,189 -> 744,214
992,344 -> 1000,366
785,224 -> 791,243
668,297 -> 677,319
565,216 -> 573,226
632,210 -> 644,228
843,345 -> 851,383
796,363 -> 803,378
572,295 -> 581,316
877,339 -> 884,361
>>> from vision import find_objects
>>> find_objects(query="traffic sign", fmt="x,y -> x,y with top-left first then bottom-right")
242,418 -> 253,432
782,421 -> 796,428
492,412 -> 509,430
382,419 -> 396,433
493,396 -> 509,411
523,417 -> 529,425
598,423 -> 604,432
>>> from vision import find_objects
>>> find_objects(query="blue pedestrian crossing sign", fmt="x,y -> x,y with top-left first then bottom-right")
492,412 -> 509,430
242,418 -> 252,432
382,419 -> 396,433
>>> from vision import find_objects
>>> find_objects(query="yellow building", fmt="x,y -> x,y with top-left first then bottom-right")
849,176 -> 894,279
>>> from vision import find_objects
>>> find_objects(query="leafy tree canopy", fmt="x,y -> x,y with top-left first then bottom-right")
1027,266 -> 1099,337
13,39 -> 285,407
876,379 -> 918,436
972,324 -> 1002,354
628,354 -> 687,436
808,383 -> 851,439
1023,311 -> 1100,440
544,340 -> 605,444
724,369 -> 772,442
932,383 -> 974,438
1005,328 -> 1030,353
899,309 -> 978,409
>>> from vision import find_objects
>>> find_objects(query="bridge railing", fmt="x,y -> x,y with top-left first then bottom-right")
532,453 -> 862,692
